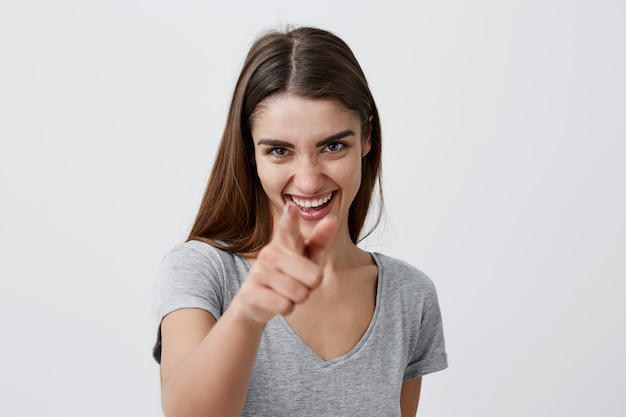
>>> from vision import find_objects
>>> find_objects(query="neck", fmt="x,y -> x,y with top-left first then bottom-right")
317,228 -> 369,271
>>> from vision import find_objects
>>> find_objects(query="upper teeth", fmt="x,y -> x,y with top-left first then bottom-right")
291,193 -> 332,208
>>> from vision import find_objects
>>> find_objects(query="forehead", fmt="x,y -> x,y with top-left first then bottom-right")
250,95 -> 360,142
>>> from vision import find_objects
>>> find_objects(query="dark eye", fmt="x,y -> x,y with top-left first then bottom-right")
324,142 -> 345,153
269,148 -> 289,157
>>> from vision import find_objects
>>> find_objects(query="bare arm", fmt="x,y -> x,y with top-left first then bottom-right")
160,306 -> 264,417
400,377 -> 422,417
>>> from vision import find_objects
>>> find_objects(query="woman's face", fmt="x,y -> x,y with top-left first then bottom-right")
250,95 -> 371,240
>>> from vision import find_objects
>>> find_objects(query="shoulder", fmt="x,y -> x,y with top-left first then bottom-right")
160,240 -> 242,273
372,252 -> 438,304
155,240 -> 250,294
372,253 -> 435,290
154,240 -> 249,323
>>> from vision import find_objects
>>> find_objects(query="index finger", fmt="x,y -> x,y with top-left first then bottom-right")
274,202 -> 304,253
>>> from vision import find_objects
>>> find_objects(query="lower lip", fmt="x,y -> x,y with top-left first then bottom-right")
291,195 -> 335,221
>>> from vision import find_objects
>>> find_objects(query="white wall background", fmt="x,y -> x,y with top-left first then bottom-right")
1,1 -> 624,416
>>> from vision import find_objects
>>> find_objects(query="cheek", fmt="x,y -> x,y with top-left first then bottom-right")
330,157 -> 363,194
256,162 -> 286,196
347,171 -> 363,196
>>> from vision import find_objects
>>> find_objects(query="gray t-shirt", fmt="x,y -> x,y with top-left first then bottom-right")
154,240 -> 447,416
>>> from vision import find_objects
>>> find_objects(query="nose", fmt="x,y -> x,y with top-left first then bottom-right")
292,158 -> 325,195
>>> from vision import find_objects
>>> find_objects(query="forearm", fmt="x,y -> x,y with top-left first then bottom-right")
161,303 -> 265,417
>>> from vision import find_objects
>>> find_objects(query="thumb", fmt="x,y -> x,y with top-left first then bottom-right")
305,215 -> 338,265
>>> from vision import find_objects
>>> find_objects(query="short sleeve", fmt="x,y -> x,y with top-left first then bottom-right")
403,286 -> 448,380
152,244 -> 225,363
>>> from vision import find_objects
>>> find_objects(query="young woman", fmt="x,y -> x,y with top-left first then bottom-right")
153,26 -> 447,417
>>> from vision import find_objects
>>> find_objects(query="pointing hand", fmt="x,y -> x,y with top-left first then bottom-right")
235,203 -> 338,323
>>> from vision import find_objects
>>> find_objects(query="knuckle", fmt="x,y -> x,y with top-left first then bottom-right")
308,269 -> 323,288
259,245 -> 286,265
294,286 -> 310,304
276,298 -> 294,316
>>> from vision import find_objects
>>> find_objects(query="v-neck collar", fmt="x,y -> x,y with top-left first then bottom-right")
274,253 -> 383,366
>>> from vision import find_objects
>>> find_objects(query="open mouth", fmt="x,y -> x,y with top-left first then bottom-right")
288,192 -> 334,212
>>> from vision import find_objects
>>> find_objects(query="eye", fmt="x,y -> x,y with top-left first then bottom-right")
268,147 -> 290,157
323,142 -> 346,153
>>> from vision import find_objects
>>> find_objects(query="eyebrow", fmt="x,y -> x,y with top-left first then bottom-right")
256,129 -> 356,148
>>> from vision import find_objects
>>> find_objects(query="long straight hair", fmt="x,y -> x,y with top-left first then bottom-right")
188,26 -> 383,253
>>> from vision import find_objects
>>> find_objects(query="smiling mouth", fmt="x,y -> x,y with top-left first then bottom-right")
289,192 -> 334,211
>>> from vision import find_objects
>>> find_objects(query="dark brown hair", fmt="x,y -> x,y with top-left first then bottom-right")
188,26 -> 383,252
